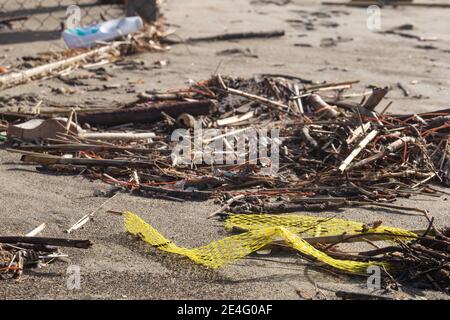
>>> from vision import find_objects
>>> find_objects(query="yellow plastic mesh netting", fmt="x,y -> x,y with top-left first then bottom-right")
124,212 -> 416,274
225,214 -> 416,239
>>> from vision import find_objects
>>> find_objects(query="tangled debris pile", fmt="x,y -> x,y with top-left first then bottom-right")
3,74 -> 449,206
1,70 -> 449,292
371,225 -> 450,292
0,230 -> 92,279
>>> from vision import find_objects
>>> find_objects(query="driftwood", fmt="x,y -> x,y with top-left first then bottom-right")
0,42 -> 123,90
18,143 -> 156,154
0,236 -> 92,249
362,87 -> 389,111
140,185 -> 212,201
8,149 -> 155,168
308,94 -> 339,118
322,1 -> 450,8
76,100 -> 217,126
25,223 -> 46,237
7,118 -> 81,141
216,111 -> 255,126
351,136 -> 416,169
162,30 -> 285,45
335,291 -> 394,300
339,130 -> 378,172
225,86 -> 291,114
80,132 -> 156,141
0,111 -> 49,123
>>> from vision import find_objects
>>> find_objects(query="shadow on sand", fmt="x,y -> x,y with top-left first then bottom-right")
0,30 -> 62,45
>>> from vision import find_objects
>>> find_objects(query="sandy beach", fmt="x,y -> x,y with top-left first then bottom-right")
0,0 -> 449,299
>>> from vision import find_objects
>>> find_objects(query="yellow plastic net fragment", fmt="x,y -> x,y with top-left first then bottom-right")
124,212 -> 416,274
225,214 -> 417,240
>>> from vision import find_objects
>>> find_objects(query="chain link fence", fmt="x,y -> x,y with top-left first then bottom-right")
0,0 -> 158,31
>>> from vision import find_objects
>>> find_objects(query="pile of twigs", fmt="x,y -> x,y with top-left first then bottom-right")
310,211 -> 449,293
3,75 -> 448,211
389,231 -> 450,292
0,236 -> 92,279
327,224 -> 450,293
1,74 -> 449,291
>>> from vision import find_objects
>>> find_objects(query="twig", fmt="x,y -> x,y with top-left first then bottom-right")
162,30 -> 285,44
66,193 -> 120,233
339,129 -> 378,172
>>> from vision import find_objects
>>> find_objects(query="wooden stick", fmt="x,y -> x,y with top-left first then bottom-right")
80,132 -> 156,141
226,87 -> 292,114
351,136 -> 416,169
25,223 -> 46,237
362,87 -> 389,111
346,122 -> 371,144
140,185 -> 212,201
8,148 -> 155,168
305,80 -> 359,91
66,109 -> 75,135
0,237 -> 92,249
0,42 -> 122,90
76,100 -> 217,126
0,15 -> 29,25
17,143 -> 156,154
336,291 -> 394,300
207,195 -> 245,218
308,94 -> 339,118
339,130 -> 378,172
216,111 -> 255,126
162,30 -> 285,44
66,193 -> 119,234
293,83 -> 304,115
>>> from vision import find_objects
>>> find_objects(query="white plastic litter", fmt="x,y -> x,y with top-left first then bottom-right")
62,16 -> 144,49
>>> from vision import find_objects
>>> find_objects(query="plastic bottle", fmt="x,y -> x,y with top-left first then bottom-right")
63,16 -> 144,49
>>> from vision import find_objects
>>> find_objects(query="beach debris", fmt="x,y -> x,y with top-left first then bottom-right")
66,193 -> 120,234
0,233 -> 92,279
320,36 -> 353,47
125,211 -> 449,292
161,30 -> 285,45
124,211 -> 408,272
0,22 -> 167,91
0,42 -> 124,90
1,74 -> 447,213
381,24 -> 438,42
63,16 -> 144,49
335,291 -> 394,300
7,118 -> 81,141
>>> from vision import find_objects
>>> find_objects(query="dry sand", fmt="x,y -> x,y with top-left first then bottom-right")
0,0 -> 449,299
